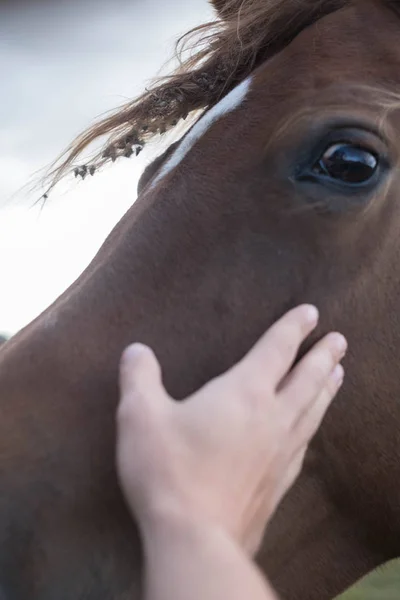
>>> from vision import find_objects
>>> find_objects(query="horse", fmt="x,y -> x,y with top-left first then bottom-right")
2,0 -> 400,598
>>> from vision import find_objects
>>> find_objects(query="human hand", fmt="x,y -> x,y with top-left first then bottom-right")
116,305 -> 346,555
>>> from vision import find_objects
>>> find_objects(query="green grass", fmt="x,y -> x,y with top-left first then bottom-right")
336,560 -> 400,599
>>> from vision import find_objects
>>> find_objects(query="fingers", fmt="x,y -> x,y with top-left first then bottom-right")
118,343 -> 168,421
293,365 -> 344,446
265,351 -> 345,517
279,332 -> 347,417
237,305 -> 319,386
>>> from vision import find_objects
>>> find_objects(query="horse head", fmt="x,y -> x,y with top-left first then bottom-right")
2,1 -> 400,598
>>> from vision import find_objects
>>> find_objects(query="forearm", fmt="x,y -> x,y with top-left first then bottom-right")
139,506 -> 279,600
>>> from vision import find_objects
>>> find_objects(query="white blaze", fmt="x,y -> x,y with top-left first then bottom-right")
150,76 -> 252,189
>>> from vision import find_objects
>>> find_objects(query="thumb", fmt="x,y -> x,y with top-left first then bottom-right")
118,343 -> 167,415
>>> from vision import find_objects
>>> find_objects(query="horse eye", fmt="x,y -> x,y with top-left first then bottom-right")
313,143 -> 379,184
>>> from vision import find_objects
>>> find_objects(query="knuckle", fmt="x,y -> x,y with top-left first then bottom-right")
280,335 -> 298,357
279,320 -> 301,347
239,385 -> 270,411
246,380 -> 274,407
302,362 -> 326,391
273,334 -> 298,367
290,309 -> 314,339
310,351 -> 335,380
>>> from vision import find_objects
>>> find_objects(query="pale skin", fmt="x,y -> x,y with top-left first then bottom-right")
116,305 -> 347,600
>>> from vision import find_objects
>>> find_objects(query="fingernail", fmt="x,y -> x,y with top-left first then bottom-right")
121,343 -> 150,363
303,305 -> 319,325
332,364 -> 345,386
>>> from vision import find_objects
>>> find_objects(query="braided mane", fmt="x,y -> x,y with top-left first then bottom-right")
43,0 -> 349,196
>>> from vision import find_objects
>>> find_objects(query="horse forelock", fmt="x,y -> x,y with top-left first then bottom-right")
41,0 -> 353,199
150,77 -> 252,190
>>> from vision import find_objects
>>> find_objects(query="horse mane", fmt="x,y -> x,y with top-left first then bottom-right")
42,0 -> 350,196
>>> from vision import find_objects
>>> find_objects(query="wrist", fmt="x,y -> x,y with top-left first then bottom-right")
134,495 -> 263,559
136,497 -> 231,548
136,499 -> 277,600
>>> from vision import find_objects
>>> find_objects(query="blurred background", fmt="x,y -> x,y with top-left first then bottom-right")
0,0 -> 212,337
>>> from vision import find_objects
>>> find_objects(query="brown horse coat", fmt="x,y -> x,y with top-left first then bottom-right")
2,1 -> 400,598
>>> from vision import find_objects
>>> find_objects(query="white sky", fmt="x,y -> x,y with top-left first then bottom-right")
0,0 -> 213,336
